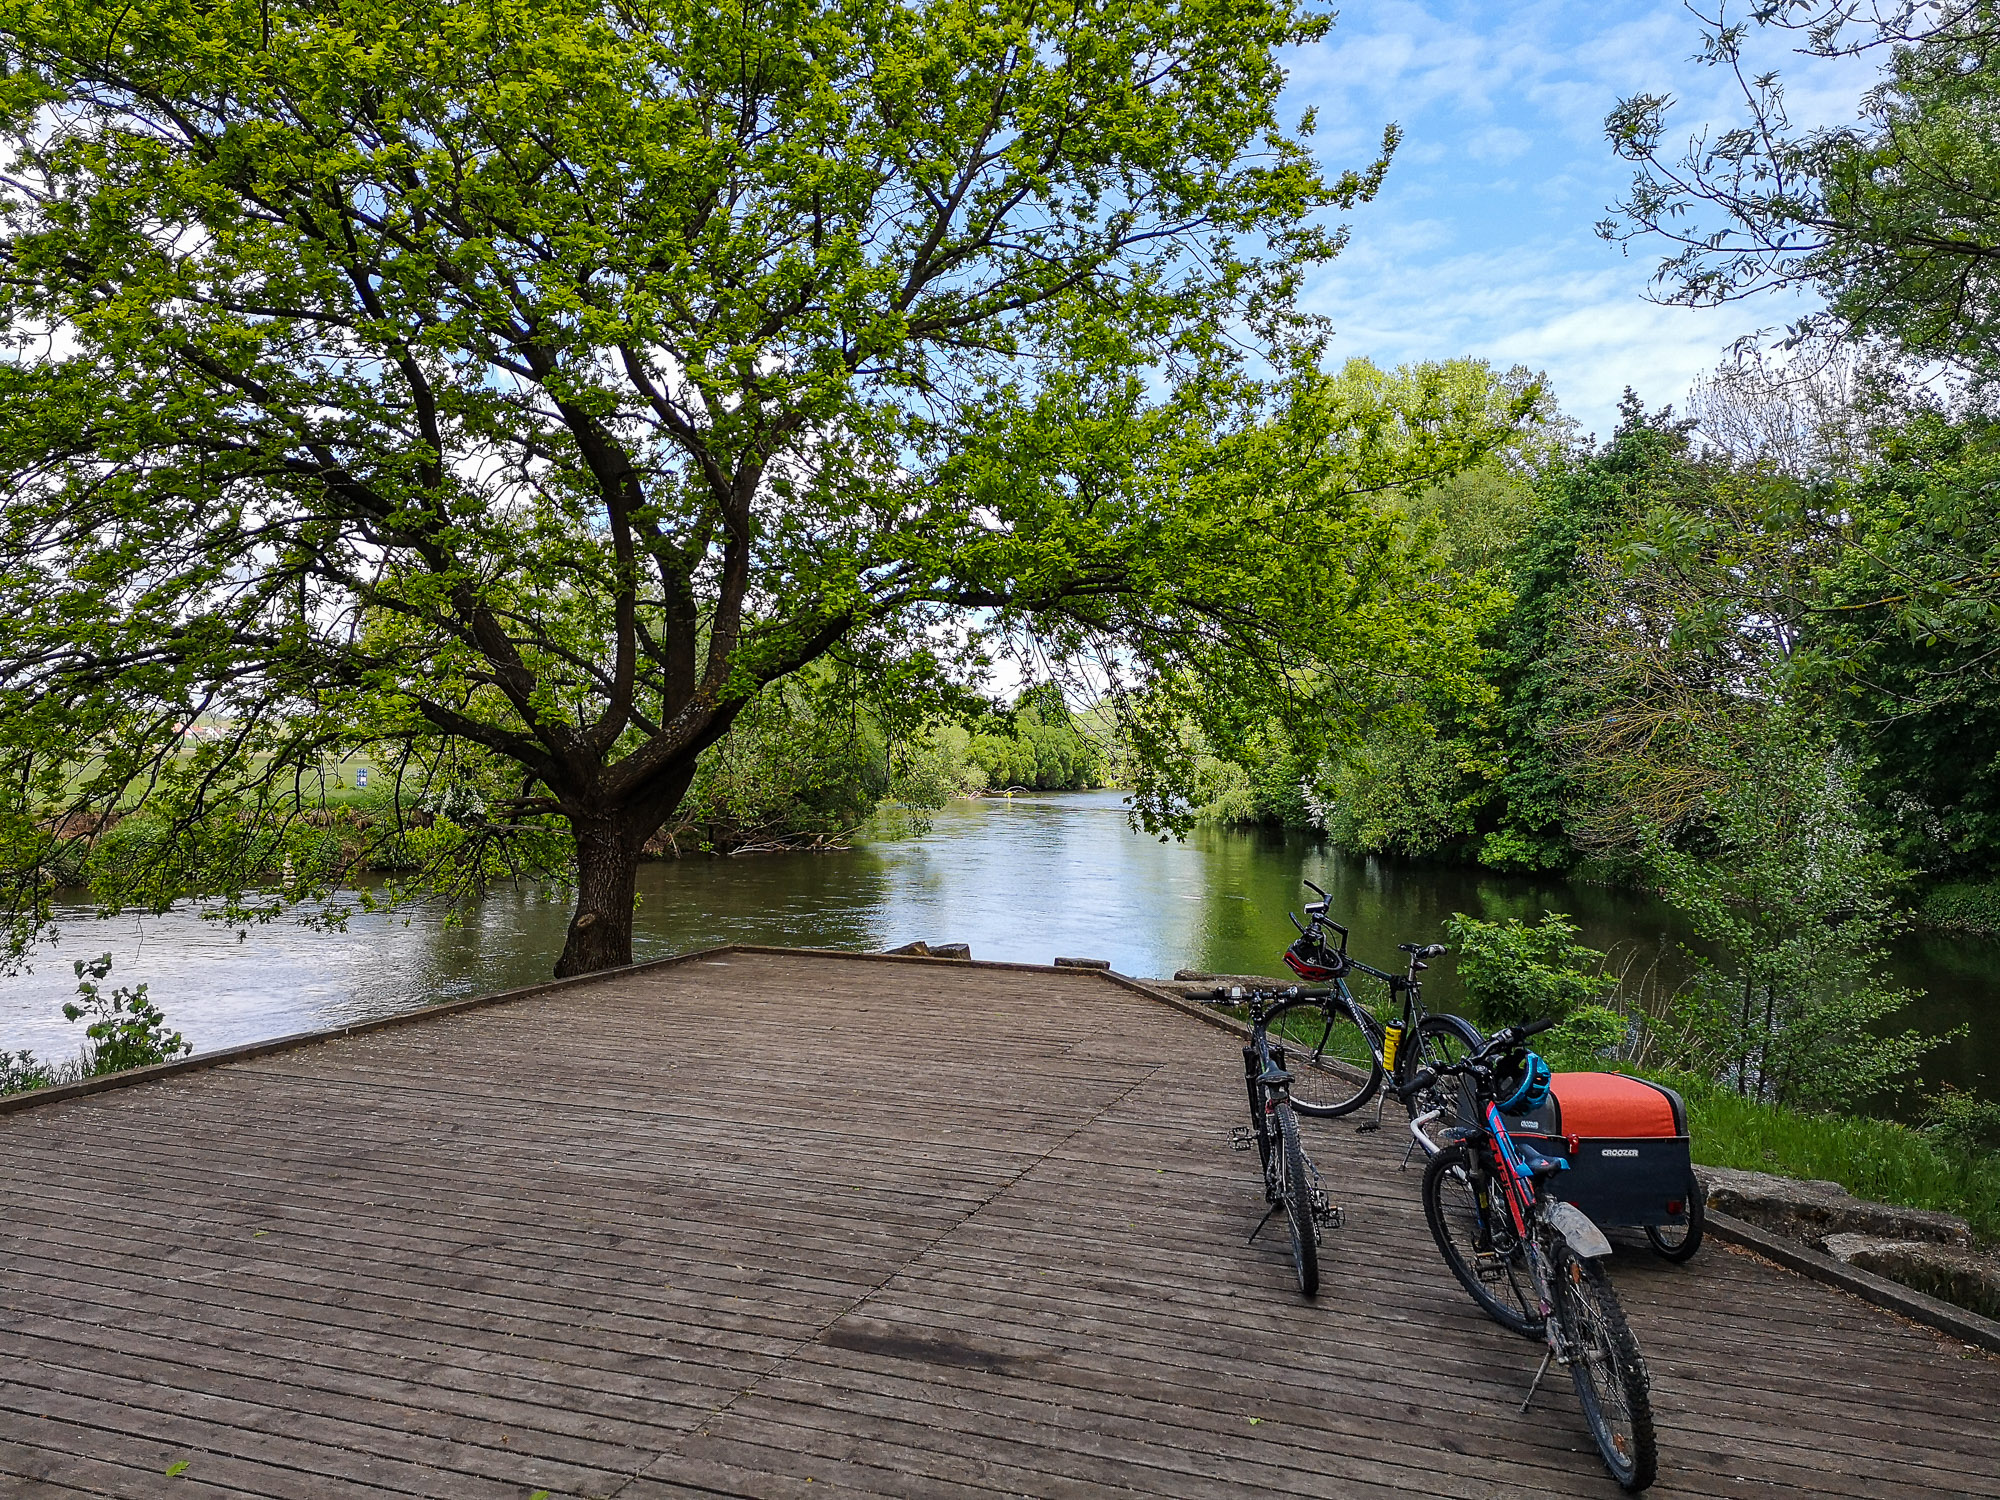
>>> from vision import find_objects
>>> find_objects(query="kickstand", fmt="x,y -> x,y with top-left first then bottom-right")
1519,1349 -> 1554,1412
1248,1203 -> 1283,1244
1400,1132 -> 1421,1170
1355,1089 -> 1388,1135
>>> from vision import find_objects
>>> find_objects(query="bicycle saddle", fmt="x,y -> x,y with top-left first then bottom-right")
1513,1141 -> 1569,1177
1258,1066 -> 1293,1088
1398,943 -> 1448,958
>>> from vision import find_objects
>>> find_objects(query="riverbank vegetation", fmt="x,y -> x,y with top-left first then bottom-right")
1,955 -> 189,1097
1178,0 -> 2000,941
1449,909 -> 2000,1244
1128,0 -> 2000,1235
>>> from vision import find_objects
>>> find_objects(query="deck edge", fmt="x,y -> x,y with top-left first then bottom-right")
1706,1208 -> 2000,1356
0,942 -> 740,1117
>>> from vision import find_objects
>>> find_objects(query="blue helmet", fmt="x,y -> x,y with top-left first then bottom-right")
1497,1050 -> 1552,1113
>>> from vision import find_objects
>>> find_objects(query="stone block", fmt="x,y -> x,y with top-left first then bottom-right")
1821,1234 -> 2000,1321
1696,1165 -> 1973,1248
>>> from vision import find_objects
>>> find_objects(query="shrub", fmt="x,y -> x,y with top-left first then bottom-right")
1917,879 -> 2000,934
62,955 -> 191,1075
1444,910 -> 1609,1028
1,1049 -> 78,1096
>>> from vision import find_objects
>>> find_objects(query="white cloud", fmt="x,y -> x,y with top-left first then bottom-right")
1273,1 -> 1881,435
1467,125 -> 1534,163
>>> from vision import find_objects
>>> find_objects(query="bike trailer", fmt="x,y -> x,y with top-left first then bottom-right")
1501,1072 -> 1697,1232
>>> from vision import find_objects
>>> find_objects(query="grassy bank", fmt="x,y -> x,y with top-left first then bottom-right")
1655,1073 -> 2000,1243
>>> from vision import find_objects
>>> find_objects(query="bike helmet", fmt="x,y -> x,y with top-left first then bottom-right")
1284,929 -> 1346,981
1494,1050 -> 1553,1113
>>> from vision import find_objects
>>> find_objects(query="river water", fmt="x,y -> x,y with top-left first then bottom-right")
3,790 -> 1994,1102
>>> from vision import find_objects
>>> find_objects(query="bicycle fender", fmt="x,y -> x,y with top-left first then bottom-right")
1544,1200 -> 1613,1259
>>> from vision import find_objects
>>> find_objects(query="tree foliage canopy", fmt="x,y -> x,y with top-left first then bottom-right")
1603,0 -> 2000,379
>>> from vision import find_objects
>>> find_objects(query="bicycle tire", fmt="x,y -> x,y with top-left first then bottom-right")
1264,995 -> 1381,1117
1550,1239 -> 1658,1491
1644,1168 -> 1706,1263
1421,1143 -> 1541,1336
1396,1012 -> 1485,1122
1277,1104 -> 1320,1298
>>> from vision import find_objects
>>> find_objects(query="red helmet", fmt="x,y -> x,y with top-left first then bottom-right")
1284,929 -> 1347,982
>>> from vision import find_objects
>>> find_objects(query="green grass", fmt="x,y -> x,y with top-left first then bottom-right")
1659,1074 -> 2000,1243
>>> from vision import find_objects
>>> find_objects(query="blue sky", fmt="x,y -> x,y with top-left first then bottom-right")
1279,1 -> 1874,439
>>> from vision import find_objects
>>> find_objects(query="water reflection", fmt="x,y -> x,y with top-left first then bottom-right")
2,790 -> 1992,1102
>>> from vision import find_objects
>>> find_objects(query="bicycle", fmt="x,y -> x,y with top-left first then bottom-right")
1206,984 -> 1342,1297
1255,881 -> 1485,1132
1409,1020 -> 1659,1493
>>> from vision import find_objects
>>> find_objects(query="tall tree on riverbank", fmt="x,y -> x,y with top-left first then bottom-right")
1603,0 -> 2000,381
0,0 -> 1527,974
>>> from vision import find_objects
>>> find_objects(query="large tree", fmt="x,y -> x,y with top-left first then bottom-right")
1603,0 -> 2000,380
0,0 -> 1523,976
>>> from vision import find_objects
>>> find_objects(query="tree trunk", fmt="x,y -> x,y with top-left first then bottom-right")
555,816 -> 645,977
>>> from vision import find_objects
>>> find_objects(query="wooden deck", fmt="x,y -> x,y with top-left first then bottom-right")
2,949 -> 1995,1499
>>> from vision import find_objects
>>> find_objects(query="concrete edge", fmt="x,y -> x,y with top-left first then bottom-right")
1706,1208 -> 2000,1357
0,942 -> 742,1117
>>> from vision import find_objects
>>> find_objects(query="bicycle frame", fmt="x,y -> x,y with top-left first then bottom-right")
1237,993 -> 1295,1187
1480,1098 -> 1549,1252
1225,989 -> 1341,1234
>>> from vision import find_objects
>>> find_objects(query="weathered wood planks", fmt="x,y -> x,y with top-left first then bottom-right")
3,950 -> 1995,1498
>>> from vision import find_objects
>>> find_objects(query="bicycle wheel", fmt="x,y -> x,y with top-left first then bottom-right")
1277,1104 -> 1320,1298
1421,1143 -> 1541,1336
1396,1013 -> 1485,1122
1550,1239 -> 1658,1491
1644,1169 -> 1706,1263
1265,996 -> 1381,1117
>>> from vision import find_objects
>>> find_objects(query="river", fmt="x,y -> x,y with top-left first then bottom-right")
3,790 -> 1994,1103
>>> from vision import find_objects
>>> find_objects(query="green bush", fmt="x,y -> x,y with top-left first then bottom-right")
1540,1001 -> 1633,1071
1444,910 -> 1608,1028
63,954 -> 191,1075
1917,879 -> 2000,934
1,1049 -> 78,1096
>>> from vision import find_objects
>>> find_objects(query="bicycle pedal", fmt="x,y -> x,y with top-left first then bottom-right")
1228,1126 -> 1255,1151
1311,1196 -> 1343,1231
1353,1120 -> 1381,1134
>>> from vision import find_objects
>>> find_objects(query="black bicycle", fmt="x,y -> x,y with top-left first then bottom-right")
1208,984 -> 1341,1297
1254,881 -> 1485,1129
1413,1021 -> 1659,1492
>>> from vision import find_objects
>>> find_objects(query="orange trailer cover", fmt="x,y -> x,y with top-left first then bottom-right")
1549,1072 -> 1680,1139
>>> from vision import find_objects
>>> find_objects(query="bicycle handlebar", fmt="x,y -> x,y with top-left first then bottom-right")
1205,984 -> 1332,1004
1403,1016 -> 1559,1093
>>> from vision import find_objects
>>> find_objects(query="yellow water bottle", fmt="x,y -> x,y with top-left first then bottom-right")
1382,1022 -> 1403,1073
